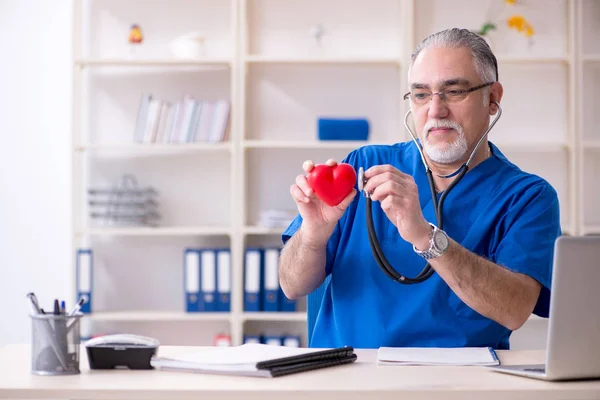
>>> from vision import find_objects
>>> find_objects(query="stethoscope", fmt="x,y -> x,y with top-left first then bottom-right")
358,101 -> 503,284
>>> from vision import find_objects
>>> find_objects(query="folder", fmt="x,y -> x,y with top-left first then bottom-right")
263,336 -> 282,346
244,248 -> 263,312
279,287 -> 296,312
263,248 -> 280,312
282,336 -> 301,348
244,335 -> 262,344
76,249 -> 93,314
216,249 -> 231,312
199,249 -> 217,312
184,249 -> 200,312
150,343 -> 357,378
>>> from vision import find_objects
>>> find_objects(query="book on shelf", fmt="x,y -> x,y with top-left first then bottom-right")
133,93 -> 230,144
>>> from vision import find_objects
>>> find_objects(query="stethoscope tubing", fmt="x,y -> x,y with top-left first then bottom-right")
362,101 -> 503,284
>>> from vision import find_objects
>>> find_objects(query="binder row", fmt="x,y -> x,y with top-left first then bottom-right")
244,335 -> 301,347
244,248 -> 296,312
76,247 -> 295,315
185,248 -> 231,312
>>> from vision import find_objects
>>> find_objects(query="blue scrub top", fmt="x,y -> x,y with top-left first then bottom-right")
282,141 -> 561,350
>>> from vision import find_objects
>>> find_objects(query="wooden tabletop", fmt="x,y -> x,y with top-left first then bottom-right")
0,344 -> 599,400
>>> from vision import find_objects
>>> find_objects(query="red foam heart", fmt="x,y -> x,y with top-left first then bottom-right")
306,163 -> 357,207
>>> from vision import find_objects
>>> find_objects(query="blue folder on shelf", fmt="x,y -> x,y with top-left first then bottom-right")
317,117 -> 370,141
184,248 -> 200,312
244,248 -> 263,312
216,248 -> 231,312
199,249 -> 217,312
262,248 -> 280,312
279,287 -> 296,312
263,335 -> 283,346
76,249 -> 93,314
244,335 -> 262,344
282,336 -> 301,348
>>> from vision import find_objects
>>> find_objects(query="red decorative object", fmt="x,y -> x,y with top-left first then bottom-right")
306,163 -> 357,207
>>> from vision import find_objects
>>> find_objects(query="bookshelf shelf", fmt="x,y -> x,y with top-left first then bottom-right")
78,227 -> 232,237
242,312 -> 306,322
76,143 -> 233,153
244,55 -> 401,65
86,311 -> 232,322
75,58 -> 232,68
243,140 -> 384,150
242,140 -> 569,152
583,226 -> 600,235
493,142 -> 569,152
583,141 -> 600,150
495,55 -> 570,64
243,226 -> 286,235
582,55 -> 600,63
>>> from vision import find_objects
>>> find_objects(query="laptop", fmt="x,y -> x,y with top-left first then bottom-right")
487,235 -> 600,381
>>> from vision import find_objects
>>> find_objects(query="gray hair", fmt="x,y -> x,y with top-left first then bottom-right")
408,28 -> 498,86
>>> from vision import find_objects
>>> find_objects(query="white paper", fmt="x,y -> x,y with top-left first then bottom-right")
151,344 -> 331,376
377,347 -> 499,366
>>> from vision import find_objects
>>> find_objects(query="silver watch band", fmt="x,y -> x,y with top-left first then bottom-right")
413,223 -> 448,260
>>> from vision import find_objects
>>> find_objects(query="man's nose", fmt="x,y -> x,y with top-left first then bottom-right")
427,94 -> 450,120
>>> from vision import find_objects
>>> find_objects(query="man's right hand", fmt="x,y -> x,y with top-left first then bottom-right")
290,158 -> 356,245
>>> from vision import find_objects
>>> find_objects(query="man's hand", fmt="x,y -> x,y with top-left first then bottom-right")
363,164 -> 431,250
291,159 -> 356,245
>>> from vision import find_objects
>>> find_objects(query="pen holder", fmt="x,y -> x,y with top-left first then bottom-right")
30,313 -> 83,375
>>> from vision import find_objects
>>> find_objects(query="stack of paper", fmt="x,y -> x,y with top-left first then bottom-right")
377,347 -> 500,366
151,343 -> 357,377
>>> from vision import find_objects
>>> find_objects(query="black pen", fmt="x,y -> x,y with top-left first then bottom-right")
53,299 -> 60,315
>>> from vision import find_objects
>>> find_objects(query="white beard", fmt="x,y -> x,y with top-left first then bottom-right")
421,119 -> 468,164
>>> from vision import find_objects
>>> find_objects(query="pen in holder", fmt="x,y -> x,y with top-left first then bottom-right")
30,312 -> 83,375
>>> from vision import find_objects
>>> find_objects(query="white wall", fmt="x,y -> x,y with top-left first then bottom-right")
0,0 -> 72,346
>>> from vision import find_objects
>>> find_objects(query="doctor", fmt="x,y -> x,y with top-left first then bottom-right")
279,28 -> 561,349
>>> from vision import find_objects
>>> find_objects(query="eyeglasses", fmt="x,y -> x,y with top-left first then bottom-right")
403,82 -> 495,105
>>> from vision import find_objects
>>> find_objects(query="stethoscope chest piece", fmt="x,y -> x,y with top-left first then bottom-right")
358,167 -> 367,196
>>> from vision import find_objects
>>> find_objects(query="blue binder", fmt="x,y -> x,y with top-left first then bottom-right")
279,287 -> 296,312
216,248 -> 231,312
243,335 -> 262,344
282,335 -> 301,347
244,248 -> 263,312
199,249 -> 217,312
76,249 -> 93,314
263,335 -> 283,346
184,248 -> 200,312
262,248 -> 280,312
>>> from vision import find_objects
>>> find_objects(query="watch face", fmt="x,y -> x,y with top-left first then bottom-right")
433,231 -> 449,250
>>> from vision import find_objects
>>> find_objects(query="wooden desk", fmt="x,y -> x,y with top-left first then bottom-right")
0,344 -> 599,400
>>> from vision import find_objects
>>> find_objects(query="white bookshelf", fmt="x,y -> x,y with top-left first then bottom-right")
71,0 -> 591,349
89,311 -> 232,322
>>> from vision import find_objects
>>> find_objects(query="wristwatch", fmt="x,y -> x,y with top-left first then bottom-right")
413,223 -> 449,260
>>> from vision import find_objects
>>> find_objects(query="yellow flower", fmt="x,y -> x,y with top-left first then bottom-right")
507,15 -> 534,37
505,0 -> 517,4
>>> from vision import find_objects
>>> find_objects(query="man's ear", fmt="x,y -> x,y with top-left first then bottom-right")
489,82 -> 504,115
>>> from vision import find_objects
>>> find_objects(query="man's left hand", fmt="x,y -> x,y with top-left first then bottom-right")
363,164 -> 432,250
